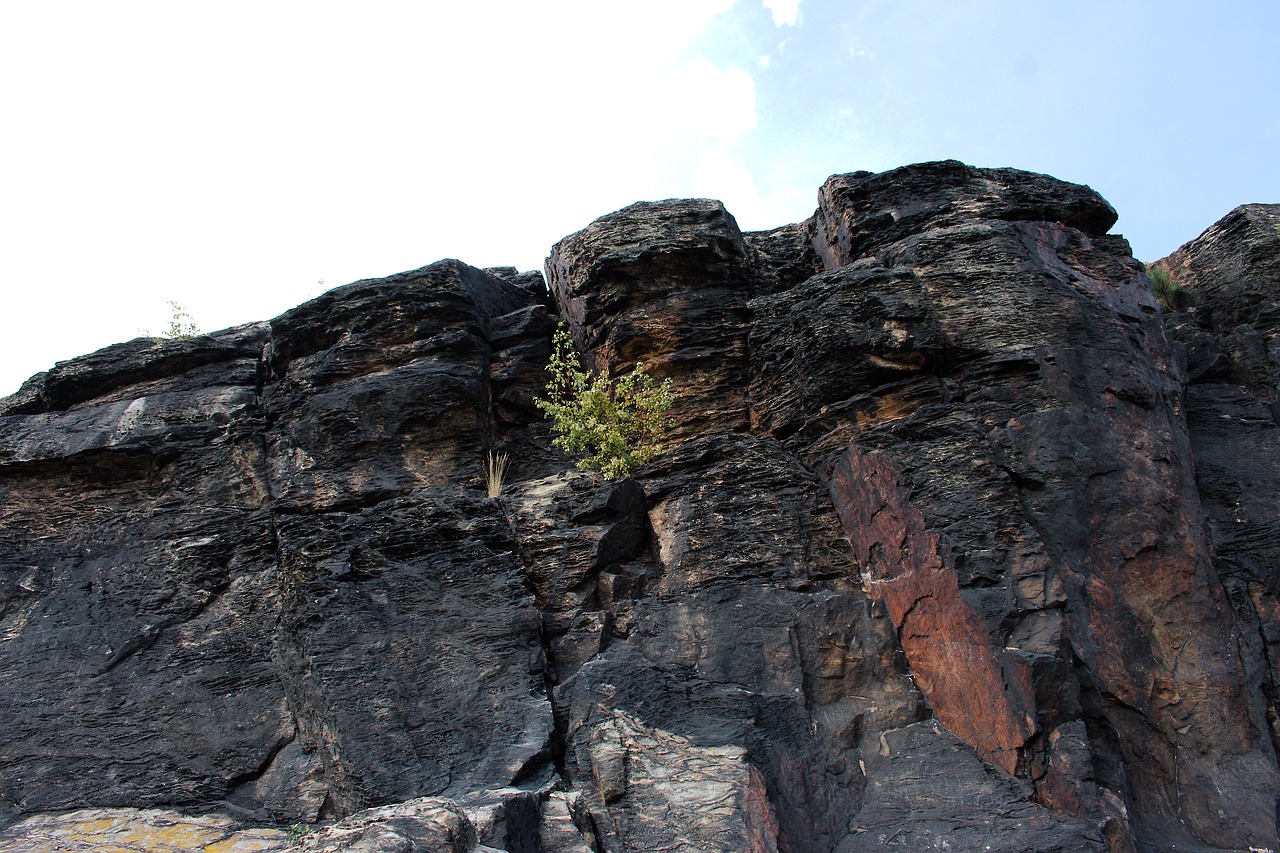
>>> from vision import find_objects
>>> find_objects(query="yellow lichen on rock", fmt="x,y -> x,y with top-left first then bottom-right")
0,809 -> 290,853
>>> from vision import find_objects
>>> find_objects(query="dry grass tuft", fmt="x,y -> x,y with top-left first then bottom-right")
485,451 -> 510,498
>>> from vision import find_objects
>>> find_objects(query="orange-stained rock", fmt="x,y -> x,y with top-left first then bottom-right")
830,445 -> 1032,773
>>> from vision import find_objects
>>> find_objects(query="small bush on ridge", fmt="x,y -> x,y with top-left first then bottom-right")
138,301 -> 202,340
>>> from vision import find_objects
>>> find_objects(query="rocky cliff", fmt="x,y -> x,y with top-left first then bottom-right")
1,162 -> 1277,853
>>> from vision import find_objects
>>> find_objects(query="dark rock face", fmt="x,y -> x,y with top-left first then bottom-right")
0,263 -> 553,831
1155,203 -> 1280,847
546,198 -> 759,440
811,160 -> 1118,267
2,165 -> 1278,853
1157,204 -> 1280,334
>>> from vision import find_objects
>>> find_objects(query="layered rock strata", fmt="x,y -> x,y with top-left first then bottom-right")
1,164 -> 1277,852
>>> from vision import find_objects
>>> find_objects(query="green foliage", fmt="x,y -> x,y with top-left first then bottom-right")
163,301 -> 201,338
138,302 -> 202,340
535,323 -> 674,480
287,822 -> 314,842
1148,266 -> 1184,311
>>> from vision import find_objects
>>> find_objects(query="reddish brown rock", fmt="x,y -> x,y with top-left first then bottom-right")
829,446 -> 1032,775
805,169 -> 1277,850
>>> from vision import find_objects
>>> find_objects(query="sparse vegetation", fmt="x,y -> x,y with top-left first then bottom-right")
535,323 -> 674,481
1148,266 -> 1184,311
141,302 -> 202,339
286,822 -> 314,842
163,301 -> 201,338
485,450 -> 510,497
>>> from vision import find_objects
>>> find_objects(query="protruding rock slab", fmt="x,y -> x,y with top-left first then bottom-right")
0,322 -> 271,417
1155,202 -> 1280,332
813,159 -> 1117,267
545,199 -> 757,438
290,798 -> 482,853
568,707 -> 782,853
846,721 -> 1104,852
263,260 -> 529,509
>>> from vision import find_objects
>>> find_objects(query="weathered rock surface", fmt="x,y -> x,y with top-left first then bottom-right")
1154,203 -> 1280,849
847,720 -> 1105,852
3,164 -> 1278,852
1,264 -> 561,837
0,809 -> 290,852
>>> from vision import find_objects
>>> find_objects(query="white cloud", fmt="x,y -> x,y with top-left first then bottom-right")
665,61 -> 759,143
690,150 -> 765,224
762,0 -> 802,27
0,0 -> 758,393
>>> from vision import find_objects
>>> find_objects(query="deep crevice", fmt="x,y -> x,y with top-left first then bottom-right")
224,730 -> 298,794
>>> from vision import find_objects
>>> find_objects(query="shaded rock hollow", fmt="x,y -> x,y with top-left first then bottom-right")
2,162 -> 1278,853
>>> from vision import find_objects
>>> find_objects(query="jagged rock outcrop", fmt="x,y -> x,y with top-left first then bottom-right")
2,164 -> 1277,852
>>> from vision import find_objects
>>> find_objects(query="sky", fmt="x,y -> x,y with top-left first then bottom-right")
2,0 -> 1278,396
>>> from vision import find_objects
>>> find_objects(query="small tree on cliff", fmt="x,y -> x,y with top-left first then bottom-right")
1147,266 -> 1185,312
163,302 -> 201,338
139,302 -> 202,339
535,323 -> 674,480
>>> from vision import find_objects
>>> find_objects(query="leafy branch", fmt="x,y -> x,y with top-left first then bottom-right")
535,323 -> 674,480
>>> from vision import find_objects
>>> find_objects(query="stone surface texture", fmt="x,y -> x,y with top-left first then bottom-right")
2,164 -> 1277,852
